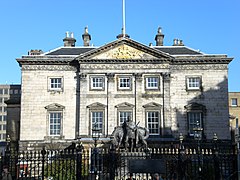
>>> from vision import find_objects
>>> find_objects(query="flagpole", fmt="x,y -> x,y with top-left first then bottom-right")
122,0 -> 126,37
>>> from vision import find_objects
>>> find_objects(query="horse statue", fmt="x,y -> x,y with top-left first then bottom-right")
111,122 -> 149,150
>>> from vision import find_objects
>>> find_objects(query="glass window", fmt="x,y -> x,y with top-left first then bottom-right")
0,98 -> 2,103
4,89 -> 9,95
0,89 -> 3,95
119,111 -> 132,125
3,116 -> 7,121
231,98 -> 238,106
2,125 -> 6,130
147,111 -> 160,135
91,77 -> 104,90
50,78 -> 62,90
188,112 -> 202,136
187,77 -> 201,90
91,111 -> 103,134
146,77 -> 159,90
49,112 -> 61,135
118,77 -> 131,90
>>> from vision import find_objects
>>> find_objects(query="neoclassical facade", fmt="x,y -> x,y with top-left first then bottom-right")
17,28 -> 233,150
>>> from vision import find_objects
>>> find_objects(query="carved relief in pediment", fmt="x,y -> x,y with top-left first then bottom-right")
92,44 -> 157,60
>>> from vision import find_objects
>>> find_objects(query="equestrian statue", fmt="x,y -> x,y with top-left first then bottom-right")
112,117 -> 149,151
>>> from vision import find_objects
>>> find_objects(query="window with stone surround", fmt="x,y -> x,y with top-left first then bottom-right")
48,77 -> 63,91
231,98 -> 238,107
90,76 -> 105,90
145,76 -> 160,90
184,103 -> 206,139
45,103 -> 65,137
118,76 -> 132,90
87,102 -> 106,135
186,76 -> 201,90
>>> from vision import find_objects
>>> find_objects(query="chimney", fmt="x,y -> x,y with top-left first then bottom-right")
173,39 -> 184,46
63,31 -> 76,47
82,27 -> 91,46
155,27 -> 164,46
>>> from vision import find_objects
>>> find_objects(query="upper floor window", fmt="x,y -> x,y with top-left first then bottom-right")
118,76 -> 131,90
90,76 -> 104,90
145,77 -> 159,90
49,77 -> 63,91
231,98 -> 238,107
186,77 -> 201,90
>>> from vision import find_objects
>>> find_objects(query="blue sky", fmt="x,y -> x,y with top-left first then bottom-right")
0,0 -> 239,92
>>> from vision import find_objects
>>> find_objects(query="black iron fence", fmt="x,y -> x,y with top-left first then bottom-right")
0,141 -> 237,180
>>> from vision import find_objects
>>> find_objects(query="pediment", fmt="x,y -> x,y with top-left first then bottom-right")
87,102 -> 106,109
184,103 -> 206,111
115,102 -> 134,108
75,38 -> 173,62
45,103 -> 65,110
143,102 -> 162,108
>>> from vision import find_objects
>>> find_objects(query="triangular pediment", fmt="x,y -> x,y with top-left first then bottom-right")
45,103 -> 65,110
115,102 -> 134,108
87,102 -> 106,109
143,102 -> 162,108
75,38 -> 173,62
184,103 -> 206,111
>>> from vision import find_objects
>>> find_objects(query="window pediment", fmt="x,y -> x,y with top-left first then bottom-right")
143,102 -> 162,108
45,103 -> 65,111
115,102 -> 134,108
184,103 -> 206,112
87,102 -> 106,109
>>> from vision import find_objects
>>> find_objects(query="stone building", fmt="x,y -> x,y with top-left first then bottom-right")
0,85 -> 21,142
16,27 -> 233,150
229,92 -> 240,138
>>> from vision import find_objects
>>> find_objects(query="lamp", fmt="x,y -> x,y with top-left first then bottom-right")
92,123 -> 100,147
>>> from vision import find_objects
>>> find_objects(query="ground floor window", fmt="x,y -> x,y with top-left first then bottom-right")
49,112 -> 61,136
188,112 -> 202,137
147,111 -> 160,135
119,111 -> 132,125
91,111 -> 103,134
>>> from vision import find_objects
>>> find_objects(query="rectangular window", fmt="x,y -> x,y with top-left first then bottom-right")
119,111 -> 132,125
147,111 -> 160,135
49,112 -> 61,136
188,112 -> 202,136
146,77 -> 159,90
3,116 -> 6,121
231,98 -> 238,106
92,111 -> 103,134
4,89 -> 8,95
0,98 -> 2,104
90,77 -> 104,90
187,77 -> 201,90
2,125 -> 6,130
118,77 -> 131,90
50,78 -> 62,90
0,89 -> 3,95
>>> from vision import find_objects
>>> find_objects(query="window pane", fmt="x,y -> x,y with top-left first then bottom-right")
119,111 -> 132,124
146,77 -> 158,89
188,77 -> 200,89
147,111 -> 159,135
119,77 -> 131,89
188,112 -> 202,135
231,98 -> 238,106
50,78 -> 62,89
92,112 -> 103,133
49,112 -> 61,135
91,77 -> 104,89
